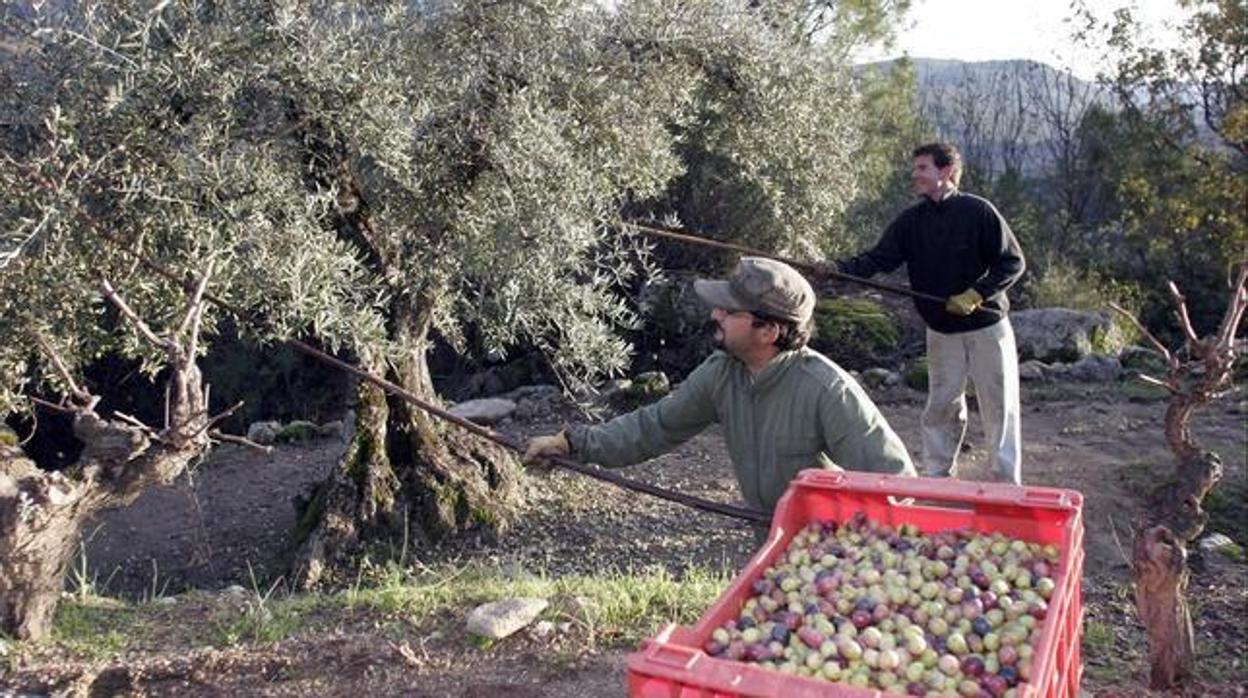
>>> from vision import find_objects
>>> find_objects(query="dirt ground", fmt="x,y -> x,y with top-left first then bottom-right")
3,381 -> 1246,697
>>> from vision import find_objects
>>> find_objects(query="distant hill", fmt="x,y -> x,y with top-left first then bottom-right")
854,58 -> 1111,179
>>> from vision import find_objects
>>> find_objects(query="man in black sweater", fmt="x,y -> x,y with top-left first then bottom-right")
832,142 -> 1025,484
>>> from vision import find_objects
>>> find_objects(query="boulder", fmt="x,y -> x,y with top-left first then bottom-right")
466,597 -> 549,639
449,398 -> 517,425
507,387 -> 562,421
462,368 -> 506,399
1018,360 -> 1048,382
245,421 -> 280,446
1011,308 -> 1128,363
1065,355 -> 1122,382
860,368 -> 902,389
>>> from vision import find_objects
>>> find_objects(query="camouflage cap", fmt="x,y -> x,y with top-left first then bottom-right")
693,257 -> 816,324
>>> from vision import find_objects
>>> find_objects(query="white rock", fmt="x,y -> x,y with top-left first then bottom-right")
0,637 -> 9,657
1199,533 -> 1236,554
221,584 -> 249,607
532,620 -> 555,638
466,597 -> 549,639
449,398 -> 517,425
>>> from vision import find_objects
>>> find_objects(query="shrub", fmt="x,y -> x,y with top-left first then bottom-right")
810,298 -> 902,371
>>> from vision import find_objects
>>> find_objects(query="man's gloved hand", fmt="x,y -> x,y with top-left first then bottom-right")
945,288 -> 984,316
521,430 -> 570,472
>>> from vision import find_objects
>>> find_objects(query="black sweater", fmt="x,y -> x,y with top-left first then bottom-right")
838,192 -> 1025,334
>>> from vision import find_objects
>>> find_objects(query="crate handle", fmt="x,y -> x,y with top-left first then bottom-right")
1021,489 -> 1070,507
819,474 -> 1079,509
801,470 -> 847,487
644,643 -> 700,670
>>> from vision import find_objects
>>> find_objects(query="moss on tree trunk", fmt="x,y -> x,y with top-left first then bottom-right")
290,302 -> 522,589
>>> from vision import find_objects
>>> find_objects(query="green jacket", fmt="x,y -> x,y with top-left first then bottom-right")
567,348 -> 915,513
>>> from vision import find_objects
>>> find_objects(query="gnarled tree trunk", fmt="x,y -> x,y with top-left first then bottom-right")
0,375 -> 207,640
1115,266 -> 1246,690
290,300 -> 522,589
1133,525 -> 1194,688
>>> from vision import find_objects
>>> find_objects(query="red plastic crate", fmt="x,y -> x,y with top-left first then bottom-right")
627,470 -> 1085,698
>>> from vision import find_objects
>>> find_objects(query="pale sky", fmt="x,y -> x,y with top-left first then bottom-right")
854,0 -> 1195,80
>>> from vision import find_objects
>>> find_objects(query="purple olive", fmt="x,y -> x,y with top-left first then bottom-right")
960,654 -> 986,677
999,665 -> 1019,686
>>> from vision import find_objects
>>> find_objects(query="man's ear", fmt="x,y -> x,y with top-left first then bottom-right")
760,322 -> 781,346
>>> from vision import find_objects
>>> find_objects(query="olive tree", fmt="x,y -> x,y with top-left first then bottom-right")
1,0 -> 873,635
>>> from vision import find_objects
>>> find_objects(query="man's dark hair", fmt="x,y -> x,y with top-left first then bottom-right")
752,313 -> 813,351
913,142 -> 963,186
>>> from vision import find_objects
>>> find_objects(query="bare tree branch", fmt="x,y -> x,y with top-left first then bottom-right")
99,280 -> 173,351
1215,263 -> 1248,348
1137,373 -> 1180,393
1167,281 -> 1201,346
189,400 -> 245,440
30,332 -> 94,407
1109,301 -> 1176,366
27,395 -> 76,415
209,430 -> 273,453
111,410 -> 161,438
176,258 -> 214,348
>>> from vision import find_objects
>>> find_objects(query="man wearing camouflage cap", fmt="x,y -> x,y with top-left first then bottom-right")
524,257 -> 915,529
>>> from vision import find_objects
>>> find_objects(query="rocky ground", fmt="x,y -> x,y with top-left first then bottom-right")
2,380 -> 1246,697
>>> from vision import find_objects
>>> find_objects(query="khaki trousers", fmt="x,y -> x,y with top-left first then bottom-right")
921,319 -> 1022,484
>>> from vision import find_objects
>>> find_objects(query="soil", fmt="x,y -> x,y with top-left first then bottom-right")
3,382 -> 1246,697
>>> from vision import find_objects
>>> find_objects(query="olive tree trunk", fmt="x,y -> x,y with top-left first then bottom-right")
290,300 -> 522,589
0,364 -> 208,640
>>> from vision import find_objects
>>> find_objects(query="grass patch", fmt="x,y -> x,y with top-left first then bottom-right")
1081,619 -> 1139,683
1083,620 -> 1115,655
213,592 -> 327,647
341,559 -> 733,647
51,597 -> 143,661
37,560 -> 732,659
1204,476 -> 1248,548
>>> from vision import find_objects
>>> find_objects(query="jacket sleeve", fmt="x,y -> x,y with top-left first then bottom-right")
971,201 -> 1025,299
566,356 -> 721,468
817,379 -> 916,476
835,215 -> 908,279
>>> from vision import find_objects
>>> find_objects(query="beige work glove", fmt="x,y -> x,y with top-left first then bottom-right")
521,430 -> 570,472
945,288 -> 984,316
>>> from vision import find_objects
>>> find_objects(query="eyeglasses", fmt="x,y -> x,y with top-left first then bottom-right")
720,309 -> 778,328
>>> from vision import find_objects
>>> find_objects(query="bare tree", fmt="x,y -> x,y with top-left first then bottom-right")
918,61 -> 1035,188
1024,62 -> 1108,247
1111,261 -> 1248,688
